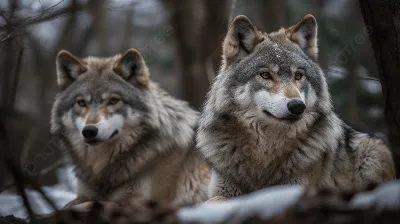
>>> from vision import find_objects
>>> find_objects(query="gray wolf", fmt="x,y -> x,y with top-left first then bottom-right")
50,48 -> 210,208
196,14 -> 395,201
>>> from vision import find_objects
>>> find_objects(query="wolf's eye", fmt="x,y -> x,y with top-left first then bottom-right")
260,72 -> 272,80
77,100 -> 86,107
108,97 -> 120,105
295,72 -> 303,80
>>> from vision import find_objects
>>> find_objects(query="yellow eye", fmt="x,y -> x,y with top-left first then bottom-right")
295,72 -> 303,80
260,72 -> 273,80
77,100 -> 86,107
108,97 -> 120,105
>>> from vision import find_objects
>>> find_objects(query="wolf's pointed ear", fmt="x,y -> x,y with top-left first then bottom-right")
222,15 -> 264,66
286,14 -> 318,61
56,50 -> 87,90
113,48 -> 150,89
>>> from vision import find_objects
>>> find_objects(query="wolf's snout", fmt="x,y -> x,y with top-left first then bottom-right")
287,99 -> 306,115
82,126 -> 98,139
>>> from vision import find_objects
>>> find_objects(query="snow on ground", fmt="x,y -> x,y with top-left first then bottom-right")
0,167 -> 77,218
1,167 -> 399,224
178,180 -> 400,223
178,185 -> 304,224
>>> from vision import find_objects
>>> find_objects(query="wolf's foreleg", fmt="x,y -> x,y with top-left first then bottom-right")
205,195 -> 228,203
209,170 -> 244,200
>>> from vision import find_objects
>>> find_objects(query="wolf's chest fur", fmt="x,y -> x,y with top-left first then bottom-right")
199,110 -> 362,193
65,133 -> 150,196
65,128 -> 190,198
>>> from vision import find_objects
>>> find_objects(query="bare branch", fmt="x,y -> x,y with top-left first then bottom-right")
38,0 -> 66,18
0,0 -> 85,32
6,160 -> 37,223
7,48 -> 23,109
325,68 -> 380,81
0,9 -> 11,24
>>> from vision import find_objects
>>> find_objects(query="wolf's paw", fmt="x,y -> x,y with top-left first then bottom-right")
38,199 -> 179,224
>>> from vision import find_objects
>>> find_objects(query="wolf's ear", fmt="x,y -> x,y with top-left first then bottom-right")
222,15 -> 264,66
56,50 -> 87,90
113,48 -> 150,89
286,14 -> 318,61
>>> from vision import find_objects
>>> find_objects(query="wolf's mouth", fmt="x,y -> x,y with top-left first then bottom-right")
262,110 -> 301,121
84,130 -> 120,145
85,139 -> 100,145
262,110 -> 274,117
110,130 -> 119,138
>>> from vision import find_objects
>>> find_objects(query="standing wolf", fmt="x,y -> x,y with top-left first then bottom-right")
197,14 -> 396,201
51,48 -> 210,208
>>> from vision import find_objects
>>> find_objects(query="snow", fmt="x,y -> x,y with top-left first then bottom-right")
179,181 -> 400,223
0,167 -> 77,218
1,168 -> 399,224
351,180 -> 400,209
178,185 -> 304,224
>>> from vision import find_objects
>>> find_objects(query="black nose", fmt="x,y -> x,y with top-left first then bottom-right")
287,99 -> 306,115
82,126 -> 98,139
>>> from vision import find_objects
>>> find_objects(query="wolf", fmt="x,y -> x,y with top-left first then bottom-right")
50,48 -> 210,208
196,14 -> 396,201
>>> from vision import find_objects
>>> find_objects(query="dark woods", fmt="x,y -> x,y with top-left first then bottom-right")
0,0 -> 399,222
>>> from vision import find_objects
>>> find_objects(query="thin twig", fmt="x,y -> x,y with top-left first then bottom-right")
38,0 -> 44,11
325,68 -> 380,81
2,161 -> 65,214
0,182 -> 14,193
358,75 -> 380,81
0,9 -> 11,24
29,180 -> 59,212
0,33 -> 12,42
38,159 -> 66,176
20,126 -> 39,167
1,158 -> 67,191
7,48 -> 23,109
6,160 -> 37,223
0,0 -> 84,32
37,0 -> 66,18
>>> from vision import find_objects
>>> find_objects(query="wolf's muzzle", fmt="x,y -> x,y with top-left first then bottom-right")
287,99 -> 306,115
82,126 -> 98,140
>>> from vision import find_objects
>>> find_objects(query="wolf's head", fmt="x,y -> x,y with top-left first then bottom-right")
51,48 -> 153,146
215,14 -> 331,123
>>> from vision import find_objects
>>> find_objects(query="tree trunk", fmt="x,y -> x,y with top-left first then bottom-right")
92,0 -> 108,55
122,7 -> 134,51
359,0 -> 400,178
347,54 -> 360,127
258,0 -> 286,32
164,0 -> 229,109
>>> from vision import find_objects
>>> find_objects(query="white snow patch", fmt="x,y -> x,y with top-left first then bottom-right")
178,185 -> 304,224
0,167 -> 77,218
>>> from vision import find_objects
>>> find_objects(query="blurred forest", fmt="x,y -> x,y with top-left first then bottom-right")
0,0 -> 388,188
